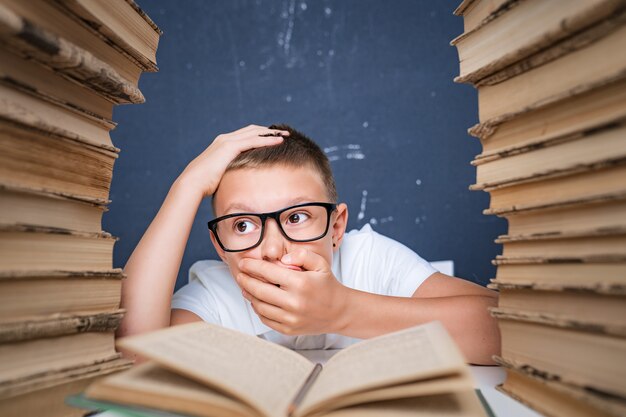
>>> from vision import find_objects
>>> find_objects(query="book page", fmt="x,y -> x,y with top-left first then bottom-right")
87,362 -> 256,417
298,322 -> 467,415
309,369 -> 474,414
319,391 -> 487,417
117,322 -> 315,417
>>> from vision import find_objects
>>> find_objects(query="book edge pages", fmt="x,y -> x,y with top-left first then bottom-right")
0,4 -> 145,104
455,0 -> 626,84
495,358 -> 626,417
0,357 -> 132,400
0,310 -> 125,343
490,307 -> 626,337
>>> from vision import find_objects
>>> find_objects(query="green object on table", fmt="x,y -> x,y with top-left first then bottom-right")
66,393 -> 189,417
476,389 -> 496,417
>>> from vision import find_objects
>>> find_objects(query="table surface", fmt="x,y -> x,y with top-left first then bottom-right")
469,365 -> 542,417
91,349 -> 543,417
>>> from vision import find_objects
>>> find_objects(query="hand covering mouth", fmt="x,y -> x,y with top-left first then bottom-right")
274,261 -> 303,271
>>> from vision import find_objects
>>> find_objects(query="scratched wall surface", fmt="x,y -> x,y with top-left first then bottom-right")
105,0 -> 506,290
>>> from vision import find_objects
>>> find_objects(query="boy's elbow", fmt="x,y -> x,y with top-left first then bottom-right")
455,295 -> 501,365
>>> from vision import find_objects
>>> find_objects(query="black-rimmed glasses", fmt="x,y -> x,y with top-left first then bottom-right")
208,202 -> 337,252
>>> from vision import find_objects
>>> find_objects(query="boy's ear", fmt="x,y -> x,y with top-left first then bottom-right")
331,203 -> 349,250
209,231 -> 228,262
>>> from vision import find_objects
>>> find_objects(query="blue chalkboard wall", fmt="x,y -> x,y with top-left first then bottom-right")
104,0 -> 507,291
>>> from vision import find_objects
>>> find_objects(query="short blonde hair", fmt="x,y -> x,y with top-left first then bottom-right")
212,124 -> 338,212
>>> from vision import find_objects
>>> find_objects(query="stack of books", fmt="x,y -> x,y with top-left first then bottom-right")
0,1 -> 161,416
452,1 -> 626,416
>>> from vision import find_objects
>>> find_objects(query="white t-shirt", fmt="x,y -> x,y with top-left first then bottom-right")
171,224 -> 437,349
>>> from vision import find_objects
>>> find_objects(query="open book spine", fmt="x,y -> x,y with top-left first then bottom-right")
85,321 -> 480,417
452,0 -> 626,413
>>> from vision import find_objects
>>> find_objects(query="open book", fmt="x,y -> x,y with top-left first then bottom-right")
77,321 -> 487,417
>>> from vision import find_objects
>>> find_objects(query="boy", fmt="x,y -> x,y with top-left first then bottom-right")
119,124 -> 500,364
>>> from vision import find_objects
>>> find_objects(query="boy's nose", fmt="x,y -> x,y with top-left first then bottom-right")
260,218 -> 286,260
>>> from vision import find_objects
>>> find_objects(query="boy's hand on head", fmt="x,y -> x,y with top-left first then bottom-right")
177,125 -> 289,198
236,249 -> 350,336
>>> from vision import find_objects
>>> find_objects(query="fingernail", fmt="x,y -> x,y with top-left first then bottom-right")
282,254 -> 292,264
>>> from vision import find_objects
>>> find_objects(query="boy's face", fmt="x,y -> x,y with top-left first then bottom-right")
211,165 -> 348,282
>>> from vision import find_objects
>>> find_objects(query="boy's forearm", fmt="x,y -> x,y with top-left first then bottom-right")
118,176 -> 203,337
118,126 -> 290,341
336,289 -> 501,365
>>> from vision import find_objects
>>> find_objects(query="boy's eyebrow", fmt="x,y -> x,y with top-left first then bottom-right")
222,197 -> 317,215
222,203 -> 255,214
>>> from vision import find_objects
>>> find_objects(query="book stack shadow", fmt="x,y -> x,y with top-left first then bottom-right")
0,1 -> 160,416
452,1 -> 626,417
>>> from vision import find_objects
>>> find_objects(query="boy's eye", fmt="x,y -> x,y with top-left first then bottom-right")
233,220 -> 258,234
287,212 -> 310,224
